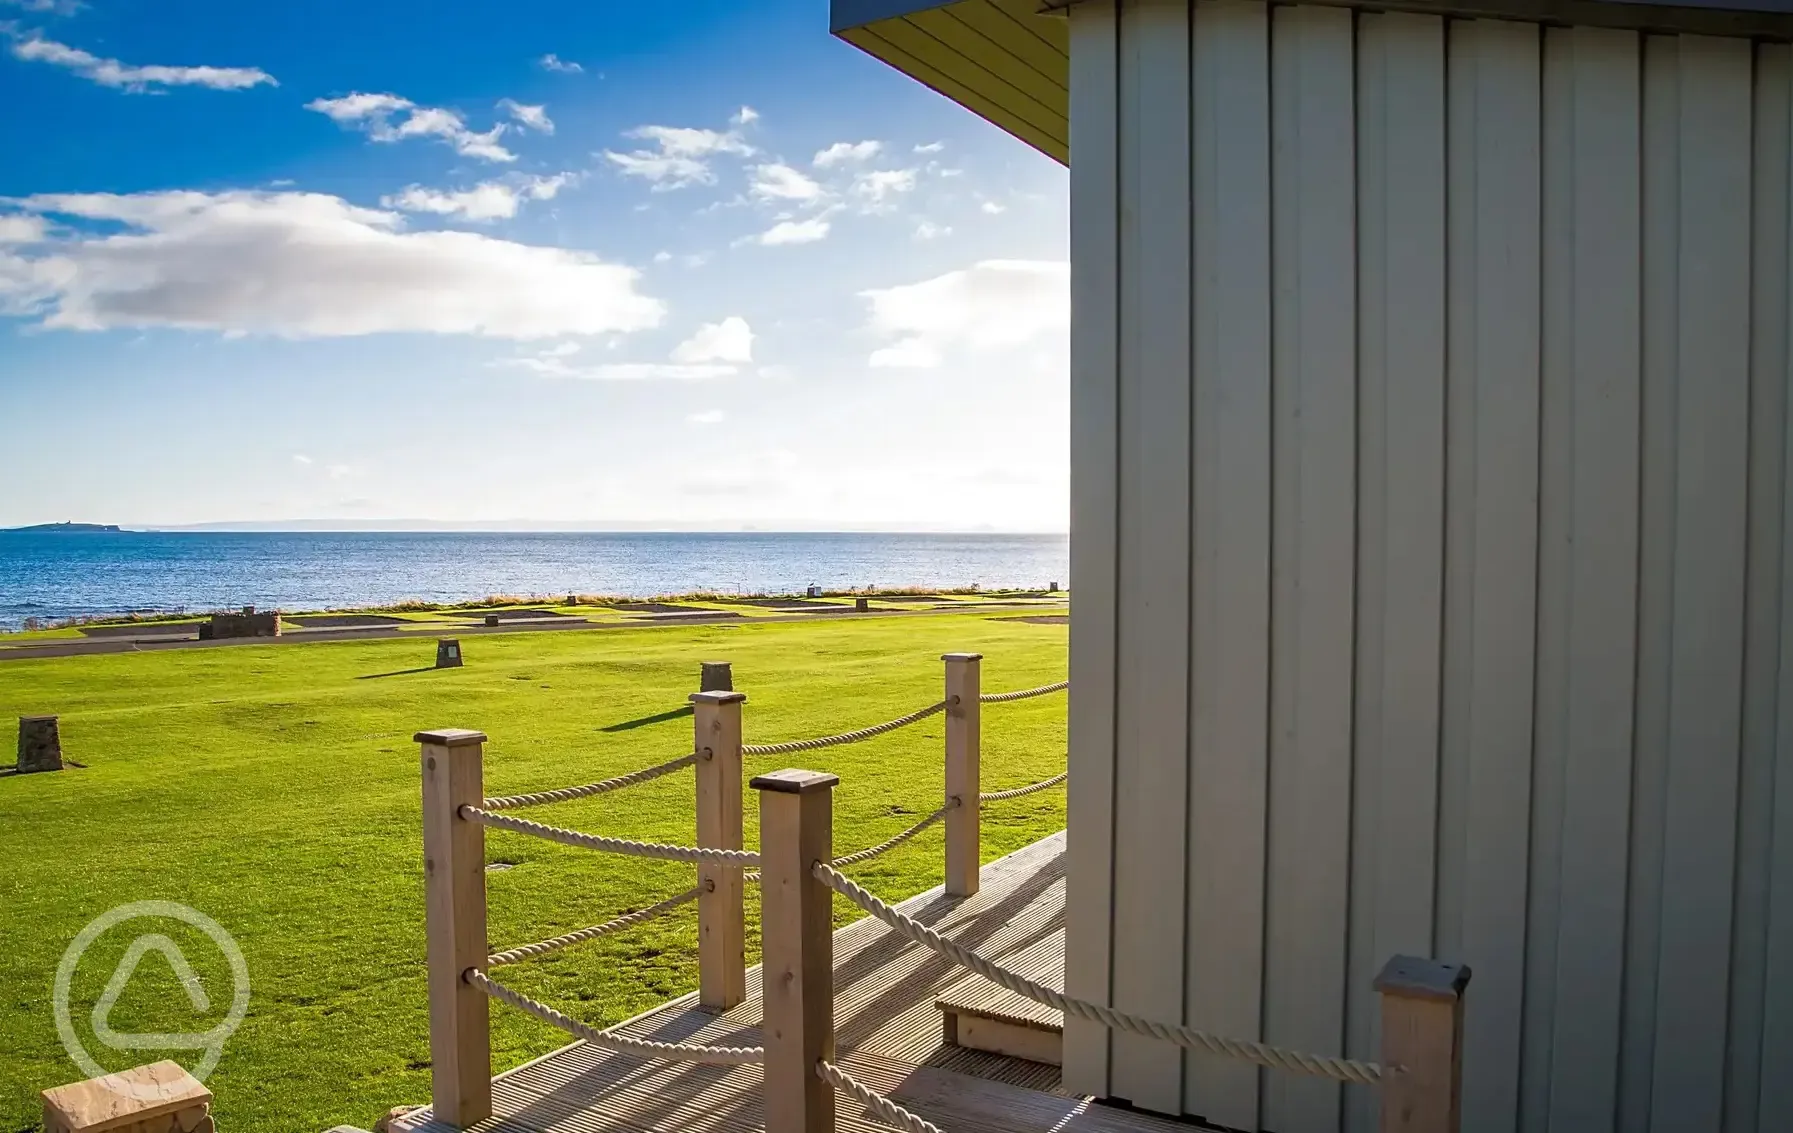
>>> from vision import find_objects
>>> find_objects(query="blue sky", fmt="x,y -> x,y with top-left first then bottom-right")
0,0 -> 1068,530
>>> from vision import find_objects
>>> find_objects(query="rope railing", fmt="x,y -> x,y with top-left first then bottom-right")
466,968 -> 764,1065
740,699 -> 947,756
480,752 -> 698,811
486,887 -> 702,967
817,1059 -> 942,1133
979,679 -> 1069,703
461,805 -> 762,867
813,862 -> 1384,1086
980,770 -> 1067,802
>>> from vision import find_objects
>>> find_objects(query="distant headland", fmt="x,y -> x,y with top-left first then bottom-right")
3,522 -> 123,533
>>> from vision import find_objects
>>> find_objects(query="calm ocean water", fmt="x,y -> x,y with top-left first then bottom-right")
0,531 -> 1069,630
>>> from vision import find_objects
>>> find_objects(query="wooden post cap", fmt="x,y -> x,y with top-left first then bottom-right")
941,652 -> 985,662
413,729 -> 488,747
688,690 -> 747,705
42,1060 -> 210,1131
750,769 -> 841,794
1374,955 -> 1472,1002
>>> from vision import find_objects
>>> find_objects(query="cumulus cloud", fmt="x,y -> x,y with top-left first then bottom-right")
752,217 -> 830,246
0,190 -> 664,339
913,141 -> 944,154
0,213 -> 46,244
688,409 -> 725,425
498,98 -> 553,133
851,168 -> 917,210
2,0 -> 85,13
603,124 -> 754,190
538,53 -> 582,73
307,92 -> 514,162
981,199 -> 1006,215
670,316 -> 752,364
860,260 -> 1068,368
813,140 -> 881,168
913,220 -> 951,241
8,32 -> 275,91
383,173 -> 573,222
749,163 -> 824,204
731,106 -> 759,126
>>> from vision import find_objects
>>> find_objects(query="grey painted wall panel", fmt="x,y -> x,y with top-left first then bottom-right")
1061,0 -> 1118,1100
1108,0 -> 1192,1114
1066,4 -> 1791,1129
1183,1 -> 1272,1126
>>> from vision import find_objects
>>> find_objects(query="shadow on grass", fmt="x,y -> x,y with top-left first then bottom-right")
356,666 -> 441,680
600,705 -> 693,733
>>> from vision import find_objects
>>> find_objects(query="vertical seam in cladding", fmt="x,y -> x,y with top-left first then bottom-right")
1181,0 -> 1196,1047
1259,1 -> 1280,1117
1103,0 -> 1122,1083
1432,14 -> 1453,956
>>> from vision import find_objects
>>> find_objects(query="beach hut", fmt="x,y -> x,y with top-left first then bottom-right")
831,2 -> 1793,1131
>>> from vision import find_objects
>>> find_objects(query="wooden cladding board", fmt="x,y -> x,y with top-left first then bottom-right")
1066,3 -> 1793,1131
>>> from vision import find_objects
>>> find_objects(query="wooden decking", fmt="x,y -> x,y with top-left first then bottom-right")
389,831 -> 1191,1133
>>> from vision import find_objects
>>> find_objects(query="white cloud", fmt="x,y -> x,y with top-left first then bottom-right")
0,214 -> 46,244
501,356 -> 735,381
671,316 -> 753,364
652,250 -> 673,264
2,0 -> 84,13
752,217 -> 830,246
731,106 -> 759,126
604,124 -> 754,190
980,200 -> 1006,215
538,53 -> 582,73
861,259 -> 1069,368
8,33 -> 275,91
307,93 -> 515,162
749,163 -> 825,204
689,409 -> 725,425
851,168 -> 917,210
913,221 -> 951,241
813,140 -> 882,168
913,141 -> 944,154
291,453 -> 313,465
497,99 -> 553,134
1,190 -> 664,339
383,173 -> 573,222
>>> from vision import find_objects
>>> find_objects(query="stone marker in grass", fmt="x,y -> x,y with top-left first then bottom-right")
17,715 -> 61,773
700,660 -> 733,692
435,639 -> 463,669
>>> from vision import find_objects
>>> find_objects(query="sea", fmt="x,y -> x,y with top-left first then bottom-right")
0,531 -> 1070,630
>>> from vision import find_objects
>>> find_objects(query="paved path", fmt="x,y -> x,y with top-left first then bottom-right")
0,601 -> 1068,662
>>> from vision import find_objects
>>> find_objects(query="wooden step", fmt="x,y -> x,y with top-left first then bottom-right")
851,1049 -> 1187,1133
936,931 -> 1064,1066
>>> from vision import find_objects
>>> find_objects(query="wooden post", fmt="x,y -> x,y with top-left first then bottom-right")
1374,955 -> 1471,1133
692,690 -> 747,1010
419,728 -> 492,1128
943,653 -> 982,897
754,769 -> 838,1133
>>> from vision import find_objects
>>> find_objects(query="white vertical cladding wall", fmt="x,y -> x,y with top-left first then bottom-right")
1064,3 -> 1793,1132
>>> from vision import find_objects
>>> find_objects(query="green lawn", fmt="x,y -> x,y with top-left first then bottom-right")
0,611 -> 1067,1133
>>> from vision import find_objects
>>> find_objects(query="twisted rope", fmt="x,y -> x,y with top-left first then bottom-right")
813,863 -> 1383,1086
741,700 -> 947,756
830,804 -> 954,869
461,806 -> 761,866
818,1059 -> 942,1133
480,753 -> 698,811
979,679 -> 1069,703
486,887 -> 702,967
467,969 -> 764,1065
980,771 -> 1068,802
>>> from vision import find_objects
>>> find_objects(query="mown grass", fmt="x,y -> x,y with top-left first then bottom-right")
0,611 -> 1066,1133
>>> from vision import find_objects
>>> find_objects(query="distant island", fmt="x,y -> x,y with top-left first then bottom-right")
4,522 -> 123,533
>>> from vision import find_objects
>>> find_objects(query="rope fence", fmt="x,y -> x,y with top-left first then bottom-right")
486,887 -> 702,967
740,699 -> 947,756
979,770 -> 1068,802
979,679 -> 1069,704
817,1060 -> 941,1133
466,968 -> 764,1065
813,861 -> 1384,1086
462,805 -> 762,867
480,751 -> 699,811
